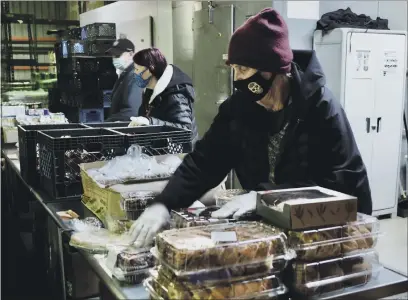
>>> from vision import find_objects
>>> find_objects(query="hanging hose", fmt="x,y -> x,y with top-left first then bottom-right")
404,112 -> 408,147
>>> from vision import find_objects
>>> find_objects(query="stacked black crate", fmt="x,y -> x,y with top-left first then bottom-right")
56,24 -> 117,123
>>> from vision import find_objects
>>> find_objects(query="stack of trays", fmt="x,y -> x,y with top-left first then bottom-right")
120,191 -> 158,220
109,247 -> 155,285
286,213 -> 382,296
145,222 -> 292,299
170,206 -> 237,228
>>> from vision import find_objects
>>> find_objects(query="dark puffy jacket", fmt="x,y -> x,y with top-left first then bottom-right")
138,65 -> 199,145
106,64 -> 142,122
154,50 -> 373,215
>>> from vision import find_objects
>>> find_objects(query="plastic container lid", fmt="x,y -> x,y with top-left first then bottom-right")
287,213 -> 381,261
151,247 -> 290,283
120,191 -> 158,211
155,222 -> 293,275
171,207 -> 237,228
215,189 -> 247,207
146,271 -> 288,300
291,250 -> 382,296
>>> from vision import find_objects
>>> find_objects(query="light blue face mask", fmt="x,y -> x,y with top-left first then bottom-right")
134,68 -> 152,88
112,57 -> 127,71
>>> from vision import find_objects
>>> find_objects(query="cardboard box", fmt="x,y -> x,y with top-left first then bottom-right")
256,186 -> 357,230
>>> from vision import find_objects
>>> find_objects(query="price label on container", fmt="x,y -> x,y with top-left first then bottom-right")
211,231 -> 237,243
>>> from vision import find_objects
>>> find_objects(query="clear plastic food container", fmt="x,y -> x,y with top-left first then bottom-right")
287,213 -> 380,261
155,222 -> 289,274
120,191 -> 158,211
146,270 -> 288,300
151,248 -> 289,283
112,267 -> 150,285
171,207 -> 237,228
215,189 -> 248,207
291,250 -> 382,296
111,247 -> 155,272
69,229 -> 126,254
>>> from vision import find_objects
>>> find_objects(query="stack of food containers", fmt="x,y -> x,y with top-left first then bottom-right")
145,222 -> 293,299
121,191 -> 159,221
256,186 -> 382,298
109,247 -> 155,285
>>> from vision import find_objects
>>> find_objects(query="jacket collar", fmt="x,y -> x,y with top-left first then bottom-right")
149,65 -> 173,104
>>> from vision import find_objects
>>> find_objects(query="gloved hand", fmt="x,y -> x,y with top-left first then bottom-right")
129,116 -> 150,127
211,191 -> 257,219
128,203 -> 170,247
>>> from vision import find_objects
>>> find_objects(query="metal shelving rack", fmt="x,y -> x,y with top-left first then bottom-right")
1,1 -> 80,88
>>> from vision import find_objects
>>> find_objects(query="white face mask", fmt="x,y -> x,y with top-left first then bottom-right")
112,52 -> 132,71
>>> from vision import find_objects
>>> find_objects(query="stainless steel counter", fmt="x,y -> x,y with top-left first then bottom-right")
2,146 -> 408,300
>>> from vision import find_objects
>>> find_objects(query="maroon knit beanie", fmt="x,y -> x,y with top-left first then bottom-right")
226,8 -> 293,73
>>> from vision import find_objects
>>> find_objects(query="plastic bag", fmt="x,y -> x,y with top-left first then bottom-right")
87,145 -> 182,186
69,217 -> 103,232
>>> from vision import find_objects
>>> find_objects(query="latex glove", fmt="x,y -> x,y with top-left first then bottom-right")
211,191 -> 257,219
128,203 -> 170,247
129,116 -> 150,127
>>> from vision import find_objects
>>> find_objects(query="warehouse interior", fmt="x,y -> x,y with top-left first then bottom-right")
1,1 -> 408,300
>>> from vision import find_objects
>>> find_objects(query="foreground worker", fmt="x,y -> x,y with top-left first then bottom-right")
128,8 -> 372,246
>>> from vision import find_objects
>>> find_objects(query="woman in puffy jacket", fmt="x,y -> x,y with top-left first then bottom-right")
129,47 -> 199,145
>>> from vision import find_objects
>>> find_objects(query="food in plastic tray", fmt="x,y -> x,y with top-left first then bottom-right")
291,250 -> 381,296
114,247 -> 155,272
149,268 -> 288,300
113,267 -> 150,285
215,189 -> 248,207
155,222 -> 288,274
171,207 -> 237,228
69,229 -> 130,254
287,213 -> 379,260
151,247 -> 287,284
121,191 -> 158,211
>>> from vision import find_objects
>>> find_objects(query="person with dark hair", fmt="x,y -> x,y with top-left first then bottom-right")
128,8 -> 372,246
129,48 -> 199,144
105,38 -> 142,121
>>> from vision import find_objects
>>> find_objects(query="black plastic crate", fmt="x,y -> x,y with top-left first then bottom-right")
86,40 -> 114,56
17,123 -> 88,187
58,40 -> 87,58
84,121 -> 129,128
98,72 -> 117,90
69,27 -> 82,40
61,91 -> 102,108
58,73 -> 99,93
108,126 -> 193,155
83,23 -> 116,40
58,57 -> 98,74
38,128 -> 126,200
96,57 -> 115,73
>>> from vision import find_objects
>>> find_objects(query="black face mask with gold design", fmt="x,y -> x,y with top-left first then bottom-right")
233,72 -> 274,102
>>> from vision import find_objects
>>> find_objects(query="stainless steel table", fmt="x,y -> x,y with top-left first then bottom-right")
2,146 -> 408,300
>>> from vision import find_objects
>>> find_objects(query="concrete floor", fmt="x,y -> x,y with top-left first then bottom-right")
376,217 -> 408,300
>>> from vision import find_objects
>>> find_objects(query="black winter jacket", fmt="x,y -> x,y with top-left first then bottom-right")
155,50 -> 373,215
106,64 -> 142,122
138,65 -> 199,145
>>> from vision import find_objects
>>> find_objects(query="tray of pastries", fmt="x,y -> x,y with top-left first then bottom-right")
155,222 -> 288,275
171,206 -> 237,228
291,250 -> 382,296
287,213 -> 380,261
147,267 -> 288,300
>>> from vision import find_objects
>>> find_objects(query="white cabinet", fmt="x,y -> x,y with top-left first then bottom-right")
314,28 -> 407,216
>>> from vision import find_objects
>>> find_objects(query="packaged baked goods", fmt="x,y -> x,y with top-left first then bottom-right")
121,191 -> 158,211
69,229 -> 130,254
107,246 -> 154,272
215,189 -> 248,207
287,213 -> 380,260
256,186 -> 358,230
113,267 -> 150,285
148,268 -> 288,300
291,250 -> 381,296
155,222 -> 288,274
151,248 -> 289,284
171,206 -> 236,228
